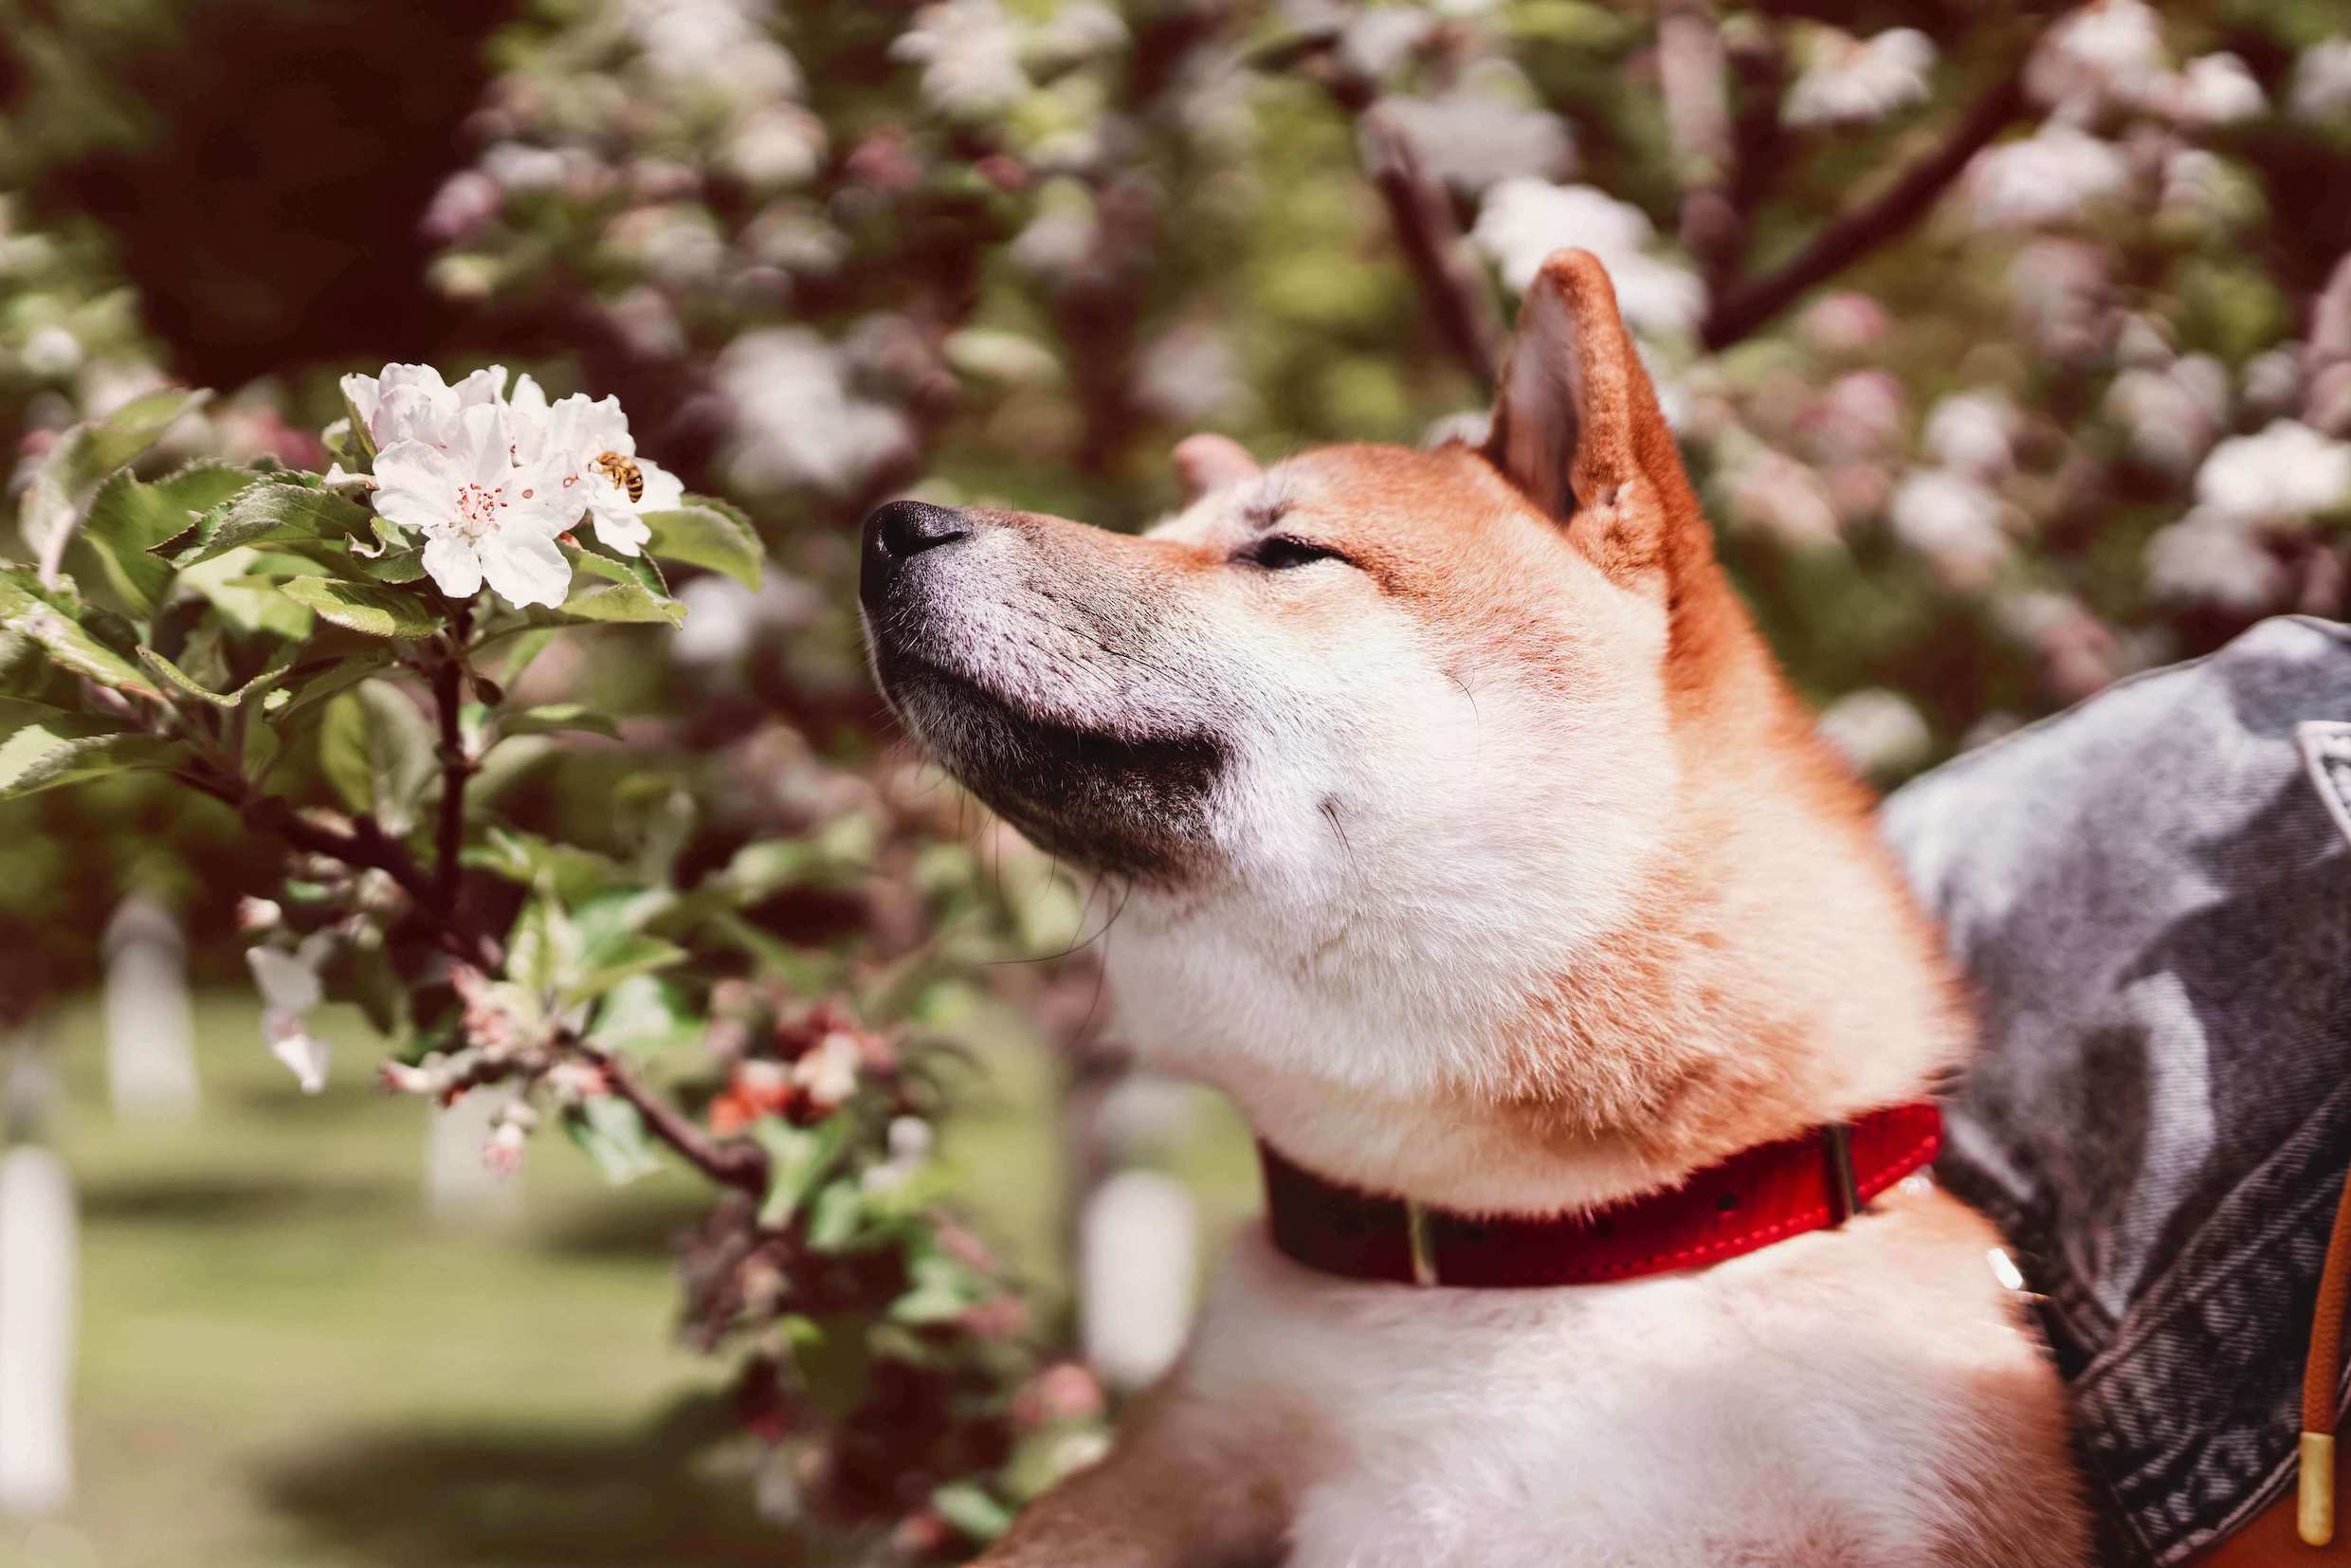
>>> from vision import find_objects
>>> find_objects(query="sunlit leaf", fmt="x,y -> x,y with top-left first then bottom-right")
644,499 -> 764,589
0,707 -> 179,797
168,480 -> 374,567
279,576 -> 440,638
319,680 -> 438,833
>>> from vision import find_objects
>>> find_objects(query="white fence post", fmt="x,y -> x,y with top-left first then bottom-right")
0,1143 -> 76,1515
102,896 -> 199,1121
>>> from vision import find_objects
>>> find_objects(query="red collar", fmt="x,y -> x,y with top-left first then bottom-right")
1259,1101 -> 1943,1288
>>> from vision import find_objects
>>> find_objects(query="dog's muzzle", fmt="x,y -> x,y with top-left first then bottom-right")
856,500 -> 1224,880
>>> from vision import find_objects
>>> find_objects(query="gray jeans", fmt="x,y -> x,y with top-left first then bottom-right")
1882,616 -> 2351,1566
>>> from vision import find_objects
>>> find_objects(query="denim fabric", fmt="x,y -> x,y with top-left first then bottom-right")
1881,616 -> 2351,1566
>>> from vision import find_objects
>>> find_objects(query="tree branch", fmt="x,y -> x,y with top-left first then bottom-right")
1702,64 -> 2034,350
1358,106 -> 1505,392
574,1039 -> 769,1194
430,614 -> 474,921
1658,0 -> 1741,295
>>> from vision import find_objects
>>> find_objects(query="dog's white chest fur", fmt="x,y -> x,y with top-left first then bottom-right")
1176,1197 -> 2043,1568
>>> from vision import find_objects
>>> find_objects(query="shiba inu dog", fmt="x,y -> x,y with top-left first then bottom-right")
859,249 -> 2086,1567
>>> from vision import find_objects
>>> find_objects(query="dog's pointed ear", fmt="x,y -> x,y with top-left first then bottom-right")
1485,248 -> 1693,586
1173,433 -> 1262,502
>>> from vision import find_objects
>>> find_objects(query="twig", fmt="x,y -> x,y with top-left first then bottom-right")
1358,106 -> 1505,391
1277,41 -> 1507,392
574,1038 -> 769,1194
1657,0 -> 1741,296
1701,64 -> 2034,349
430,611 -> 474,920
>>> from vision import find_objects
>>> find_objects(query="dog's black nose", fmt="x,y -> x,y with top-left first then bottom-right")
865,500 -> 970,565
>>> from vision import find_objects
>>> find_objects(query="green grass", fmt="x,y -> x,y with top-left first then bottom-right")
0,991 -> 1259,1568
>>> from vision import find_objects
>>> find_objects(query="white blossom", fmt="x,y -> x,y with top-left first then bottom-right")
481,142 -> 568,194
1134,323 -> 1247,424
2105,356 -> 2228,476
2288,39 -> 2351,123
717,328 -> 916,497
2145,510 -> 2286,611
2027,0 -> 2168,119
1030,1 -> 1126,64
793,1032 -> 862,1110
2006,239 -> 2112,361
2195,419 -> 2351,524
624,0 -> 800,101
374,403 -> 575,608
341,362 -> 506,452
1817,688 -> 1932,777
533,392 -> 683,556
726,105 -> 827,188
1784,28 -> 1936,128
19,325 -> 81,378
2168,53 -> 2266,126
1727,447 -> 1842,549
1923,391 -> 2018,479
248,939 -> 332,1094
1888,467 -> 2014,588
1471,179 -> 1704,338
1340,7 -> 1436,82
1381,68 -> 1576,195
1964,123 -> 2131,230
892,0 -> 1028,119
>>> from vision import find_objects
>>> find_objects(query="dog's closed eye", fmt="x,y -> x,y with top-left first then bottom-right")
1236,535 -> 1353,572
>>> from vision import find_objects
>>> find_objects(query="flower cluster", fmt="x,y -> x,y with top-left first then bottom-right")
342,364 -> 684,609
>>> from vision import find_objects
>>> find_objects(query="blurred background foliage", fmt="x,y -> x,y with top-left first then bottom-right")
4,0 -> 2351,1561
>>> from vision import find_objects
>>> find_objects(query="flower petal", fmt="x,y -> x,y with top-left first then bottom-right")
268,1026 -> 331,1094
247,945 -> 323,1013
480,530 -> 572,609
422,534 -> 485,599
634,459 -> 685,512
584,483 -> 651,556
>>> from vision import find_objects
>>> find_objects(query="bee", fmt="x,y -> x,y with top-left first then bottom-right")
591,449 -> 645,504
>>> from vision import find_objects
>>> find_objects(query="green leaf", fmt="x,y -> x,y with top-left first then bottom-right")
278,576 -> 440,638
18,389 -> 211,564
175,550 -> 315,640
0,708 -> 179,796
465,826 -> 629,903
0,568 -> 160,697
643,500 -> 765,589
562,1096 -> 664,1185
587,975 -> 695,1056
318,680 -> 437,833
136,644 -> 294,709
506,893 -> 585,997
168,480 -> 374,567
543,547 -> 684,627
500,702 -> 619,740
804,1179 -> 867,1252
76,462 -> 253,615
267,647 -> 396,727
930,1483 -> 1015,1543
753,1118 -> 850,1228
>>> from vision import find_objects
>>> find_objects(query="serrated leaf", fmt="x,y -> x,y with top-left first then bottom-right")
267,647 -> 395,726
175,550 -> 316,640
754,1118 -> 850,1228
562,1096 -> 663,1185
500,702 -> 619,740
542,546 -> 684,627
77,462 -> 251,615
279,576 -> 440,638
506,893 -> 585,997
136,644 -> 295,709
465,826 -> 629,903
0,568 -> 160,697
587,974 -> 693,1055
643,501 -> 764,589
319,680 -> 437,833
169,481 -> 374,566
19,389 -> 211,565
804,1179 -> 867,1252
0,710 -> 179,796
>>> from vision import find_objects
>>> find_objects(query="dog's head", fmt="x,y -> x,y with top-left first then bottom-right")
862,250 -> 1956,1205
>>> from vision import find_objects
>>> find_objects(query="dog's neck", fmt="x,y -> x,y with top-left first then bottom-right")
1116,661 -> 1967,1218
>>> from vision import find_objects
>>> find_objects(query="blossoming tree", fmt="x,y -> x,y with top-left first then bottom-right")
0,368 -> 1103,1556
